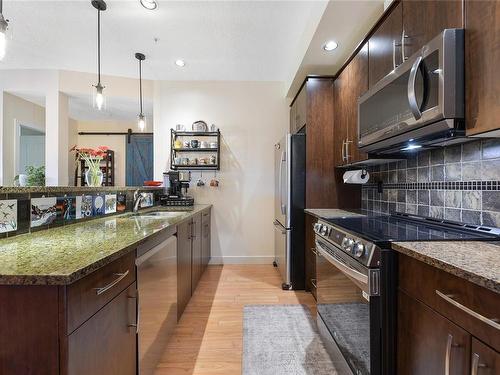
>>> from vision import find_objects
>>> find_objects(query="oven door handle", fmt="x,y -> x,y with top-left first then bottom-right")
316,241 -> 368,286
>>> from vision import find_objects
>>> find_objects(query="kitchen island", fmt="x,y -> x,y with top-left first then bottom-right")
0,204 -> 212,375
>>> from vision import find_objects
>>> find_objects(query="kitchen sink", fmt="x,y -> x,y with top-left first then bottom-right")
129,211 -> 184,219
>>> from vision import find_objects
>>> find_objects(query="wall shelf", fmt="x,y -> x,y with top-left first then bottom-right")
170,129 -> 221,171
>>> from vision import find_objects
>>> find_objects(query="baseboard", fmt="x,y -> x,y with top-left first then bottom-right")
209,256 -> 275,265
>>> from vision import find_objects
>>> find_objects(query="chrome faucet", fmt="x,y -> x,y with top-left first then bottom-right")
133,190 -> 147,213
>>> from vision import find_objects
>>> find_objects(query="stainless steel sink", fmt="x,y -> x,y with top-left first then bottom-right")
129,211 -> 183,219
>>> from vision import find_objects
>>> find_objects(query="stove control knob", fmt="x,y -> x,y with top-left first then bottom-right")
320,225 -> 328,236
343,238 -> 354,251
353,242 -> 365,258
313,223 -> 321,234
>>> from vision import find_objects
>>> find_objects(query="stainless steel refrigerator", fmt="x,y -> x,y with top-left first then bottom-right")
273,133 -> 305,290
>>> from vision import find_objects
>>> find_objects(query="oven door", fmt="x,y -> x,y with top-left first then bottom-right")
358,28 -> 464,153
315,237 -> 381,375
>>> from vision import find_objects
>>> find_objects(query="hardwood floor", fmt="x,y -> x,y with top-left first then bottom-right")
155,264 -> 317,375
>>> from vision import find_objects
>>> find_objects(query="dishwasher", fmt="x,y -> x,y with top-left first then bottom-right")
136,228 -> 177,375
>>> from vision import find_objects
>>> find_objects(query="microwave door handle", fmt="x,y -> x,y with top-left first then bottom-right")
408,55 -> 423,120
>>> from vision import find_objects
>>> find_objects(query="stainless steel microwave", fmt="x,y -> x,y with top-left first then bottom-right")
358,29 -> 465,154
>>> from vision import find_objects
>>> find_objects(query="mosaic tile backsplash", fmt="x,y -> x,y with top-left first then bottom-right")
0,188 -> 160,238
361,139 -> 500,227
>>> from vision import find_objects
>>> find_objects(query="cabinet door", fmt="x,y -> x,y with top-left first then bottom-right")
304,214 -> 317,298
401,0 -> 463,59
368,2 -> 403,87
295,85 -> 307,132
177,220 -> 192,319
333,68 -> 349,167
191,213 -> 203,293
347,44 -> 368,164
67,283 -> 137,375
398,290 -> 470,375
465,0 -> 500,136
471,338 -> 500,375
202,210 -> 211,271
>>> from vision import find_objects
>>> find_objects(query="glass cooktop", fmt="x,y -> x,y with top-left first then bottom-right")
325,213 -> 500,243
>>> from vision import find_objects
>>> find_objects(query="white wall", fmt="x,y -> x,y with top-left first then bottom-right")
75,120 -> 135,186
2,93 -> 46,185
154,81 -> 288,264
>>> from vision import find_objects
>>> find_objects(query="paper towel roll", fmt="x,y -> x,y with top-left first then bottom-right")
343,170 -> 370,184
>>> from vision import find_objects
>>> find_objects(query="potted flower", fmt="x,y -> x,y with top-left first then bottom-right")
70,145 -> 109,187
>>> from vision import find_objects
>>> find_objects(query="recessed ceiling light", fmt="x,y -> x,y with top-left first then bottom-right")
175,59 -> 186,67
140,0 -> 158,10
323,40 -> 338,51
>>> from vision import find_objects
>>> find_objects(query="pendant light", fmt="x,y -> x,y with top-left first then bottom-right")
135,52 -> 146,132
0,0 -> 10,61
92,0 -> 107,110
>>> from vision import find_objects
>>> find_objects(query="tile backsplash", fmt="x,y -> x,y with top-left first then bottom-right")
361,139 -> 500,227
0,187 -> 162,238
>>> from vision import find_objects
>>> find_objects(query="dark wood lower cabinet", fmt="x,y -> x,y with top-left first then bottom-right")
304,213 -> 317,299
202,211 -> 211,271
67,283 -> 137,375
191,213 -> 203,293
397,290 -> 470,375
177,219 -> 193,320
471,338 -> 500,375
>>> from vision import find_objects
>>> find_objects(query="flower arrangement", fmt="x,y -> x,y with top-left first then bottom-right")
70,145 -> 109,186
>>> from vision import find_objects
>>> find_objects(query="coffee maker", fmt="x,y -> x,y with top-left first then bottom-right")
160,171 -> 194,207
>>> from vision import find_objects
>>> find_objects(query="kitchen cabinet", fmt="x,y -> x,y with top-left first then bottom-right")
202,210 -> 211,271
304,213 -> 317,299
368,2 -> 403,87
177,219 -> 193,319
67,283 -> 137,375
191,212 -> 203,293
401,0 -> 463,59
397,254 -> 500,374
398,290 -> 470,374
465,0 -> 500,136
176,208 -> 212,319
290,84 -> 307,134
0,252 -> 138,374
471,338 -> 500,375
334,44 -> 368,167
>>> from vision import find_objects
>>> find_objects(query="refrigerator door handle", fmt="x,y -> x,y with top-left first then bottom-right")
279,151 -> 286,215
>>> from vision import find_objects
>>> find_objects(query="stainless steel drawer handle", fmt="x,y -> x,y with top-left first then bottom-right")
445,334 -> 461,375
94,270 -> 130,296
436,290 -> 500,331
311,247 -> 318,256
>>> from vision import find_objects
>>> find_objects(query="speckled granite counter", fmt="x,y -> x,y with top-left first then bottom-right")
304,208 -> 366,220
0,186 -> 162,194
392,241 -> 500,294
0,204 -> 211,286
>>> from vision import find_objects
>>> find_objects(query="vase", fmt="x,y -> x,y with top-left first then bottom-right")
85,169 -> 103,187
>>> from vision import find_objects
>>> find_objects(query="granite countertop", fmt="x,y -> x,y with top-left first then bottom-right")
392,241 -> 500,294
0,186 -> 163,194
304,208 -> 367,220
0,204 -> 211,286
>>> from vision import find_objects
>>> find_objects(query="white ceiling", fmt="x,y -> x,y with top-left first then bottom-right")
0,0 -> 328,81
286,0 -> 385,97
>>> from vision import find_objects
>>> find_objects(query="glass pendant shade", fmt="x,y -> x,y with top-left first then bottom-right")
138,114 -> 146,132
93,83 -> 106,110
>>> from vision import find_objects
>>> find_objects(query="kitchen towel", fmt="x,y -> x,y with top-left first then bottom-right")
343,169 -> 370,184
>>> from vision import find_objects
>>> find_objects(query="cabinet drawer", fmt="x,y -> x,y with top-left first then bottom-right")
399,254 -> 500,352
67,252 -> 136,334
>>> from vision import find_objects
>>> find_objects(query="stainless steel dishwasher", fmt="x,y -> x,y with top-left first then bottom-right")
136,228 -> 177,375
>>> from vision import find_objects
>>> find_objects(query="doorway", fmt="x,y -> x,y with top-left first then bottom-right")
17,124 -> 45,176
126,134 -> 153,186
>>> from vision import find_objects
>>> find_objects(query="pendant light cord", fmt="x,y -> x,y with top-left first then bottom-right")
139,59 -> 143,115
97,8 -> 101,84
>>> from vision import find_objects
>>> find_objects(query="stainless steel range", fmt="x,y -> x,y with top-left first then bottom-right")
313,212 -> 500,375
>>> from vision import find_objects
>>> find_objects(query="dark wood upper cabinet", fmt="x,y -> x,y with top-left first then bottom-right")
465,0 -> 500,136
401,0 -> 463,59
290,85 -> 307,134
347,43 -> 369,164
333,68 -> 349,167
368,2 -> 403,87
398,290 -> 470,375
